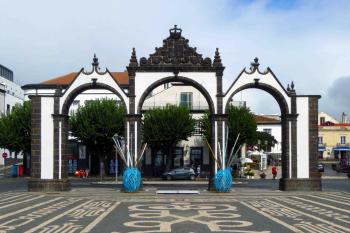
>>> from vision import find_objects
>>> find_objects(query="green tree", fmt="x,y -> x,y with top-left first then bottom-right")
227,106 -> 257,148
69,99 -> 125,177
201,111 -> 211,142
201,106 -> 257,159
0,101 -> 32,155
255,131 -> 277,152
142,105 -> 195,171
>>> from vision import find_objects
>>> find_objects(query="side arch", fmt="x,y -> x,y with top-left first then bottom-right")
136,76 -> 216,114
224,82 -> 290,115
61,82 -> 128,115
224,82 -> 291,180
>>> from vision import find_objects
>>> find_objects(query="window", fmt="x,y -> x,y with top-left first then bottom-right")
263,128 -> 272,135
190,148 -> 202,166
320,117 -> 325,125
180,92 -> 192,109
6,104 -> 10,115
340,136 -> 346,144
72,100 -> 80,107
318,137 -> 323,145
192,121 -> 203,136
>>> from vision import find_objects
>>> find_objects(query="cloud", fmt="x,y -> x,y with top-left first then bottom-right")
320,76 -> 350,119
0,0 -> 349,115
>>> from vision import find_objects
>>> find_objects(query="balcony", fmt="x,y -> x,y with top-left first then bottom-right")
336,143 -> 350,147
141,104 -> 209,113
318,143 -> 327,147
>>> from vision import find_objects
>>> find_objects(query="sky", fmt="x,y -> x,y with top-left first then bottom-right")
0,0 -> 350,119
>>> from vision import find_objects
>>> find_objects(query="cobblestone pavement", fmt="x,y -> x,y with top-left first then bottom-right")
0,188 -> 349,233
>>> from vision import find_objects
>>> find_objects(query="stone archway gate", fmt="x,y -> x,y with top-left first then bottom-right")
24,26 -> 321,192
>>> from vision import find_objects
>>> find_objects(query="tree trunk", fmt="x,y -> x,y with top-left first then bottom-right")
165,143 -> 175,172
99,154 -> 105,181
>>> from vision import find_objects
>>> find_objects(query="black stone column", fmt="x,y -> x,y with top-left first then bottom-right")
29,96 -> 41,179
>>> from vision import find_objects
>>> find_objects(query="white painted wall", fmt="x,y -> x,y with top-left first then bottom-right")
296,97 -> 309,178
143,85 -> 209,110
40,97 -> 54,179
318,112 -> 338,124
257,124 -> 282,154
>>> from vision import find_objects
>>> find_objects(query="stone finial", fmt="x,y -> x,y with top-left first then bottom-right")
129,47 -> 138,67
287,84 -> 291,92
92,54 -> 99,69
213,48 -> 223,67
250,57 -> 260,71
289,81 -> 296,95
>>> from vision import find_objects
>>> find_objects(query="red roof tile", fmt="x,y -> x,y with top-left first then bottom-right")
41,71 -> 129,85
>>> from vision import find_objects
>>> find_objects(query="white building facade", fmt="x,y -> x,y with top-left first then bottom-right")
0,64 -> 25,165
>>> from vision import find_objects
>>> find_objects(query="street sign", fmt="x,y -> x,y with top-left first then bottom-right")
2,152 -> 8,159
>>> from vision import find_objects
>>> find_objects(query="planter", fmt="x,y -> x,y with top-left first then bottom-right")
123,167 -> 141,192
214,169 -> 232,192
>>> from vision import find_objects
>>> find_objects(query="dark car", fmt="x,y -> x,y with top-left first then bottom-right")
318,163 -> 325,172
162,167 -> 196,180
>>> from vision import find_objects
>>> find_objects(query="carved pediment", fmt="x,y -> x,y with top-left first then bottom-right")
138,25 -> 214,70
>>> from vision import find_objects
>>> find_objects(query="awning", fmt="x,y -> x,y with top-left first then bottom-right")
333,146 -> 350,151
318,146 -> 326,152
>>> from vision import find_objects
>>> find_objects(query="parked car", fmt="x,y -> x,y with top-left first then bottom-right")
162,167 -> 196,180
318,163 -> 325,172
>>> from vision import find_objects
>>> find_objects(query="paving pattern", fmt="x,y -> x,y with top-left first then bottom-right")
0,190 -> 349,233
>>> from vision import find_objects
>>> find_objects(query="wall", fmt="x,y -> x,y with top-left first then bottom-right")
296,97 -> 309,178
257,124 -> 282,154
143,85 -> 209,110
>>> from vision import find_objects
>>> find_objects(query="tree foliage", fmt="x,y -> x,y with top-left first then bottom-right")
227,106 -> 257,147
142,105 -> 195,170
69,99 -> 125,162
201,106 -> 257,149
0,101 -> 31,154
255,131 -> 277,151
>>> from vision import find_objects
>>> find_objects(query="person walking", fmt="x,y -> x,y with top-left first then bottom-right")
196,165 -> 201,179
272,165 -> 277,180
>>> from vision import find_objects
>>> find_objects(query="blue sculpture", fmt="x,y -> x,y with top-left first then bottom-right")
123,167 -> 141,192
214,168 -> 232,192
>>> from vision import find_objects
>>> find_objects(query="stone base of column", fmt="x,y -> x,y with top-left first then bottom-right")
279,178 -> 322,191
28,178 -> 71,192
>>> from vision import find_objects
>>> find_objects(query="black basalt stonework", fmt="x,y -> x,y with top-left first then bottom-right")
133,26 -> 223,73
30,96 -> 41,179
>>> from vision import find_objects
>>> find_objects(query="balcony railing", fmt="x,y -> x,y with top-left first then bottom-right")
142,104 -> 209,111
336,143 -> 350,146
318,143 -> 327,147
